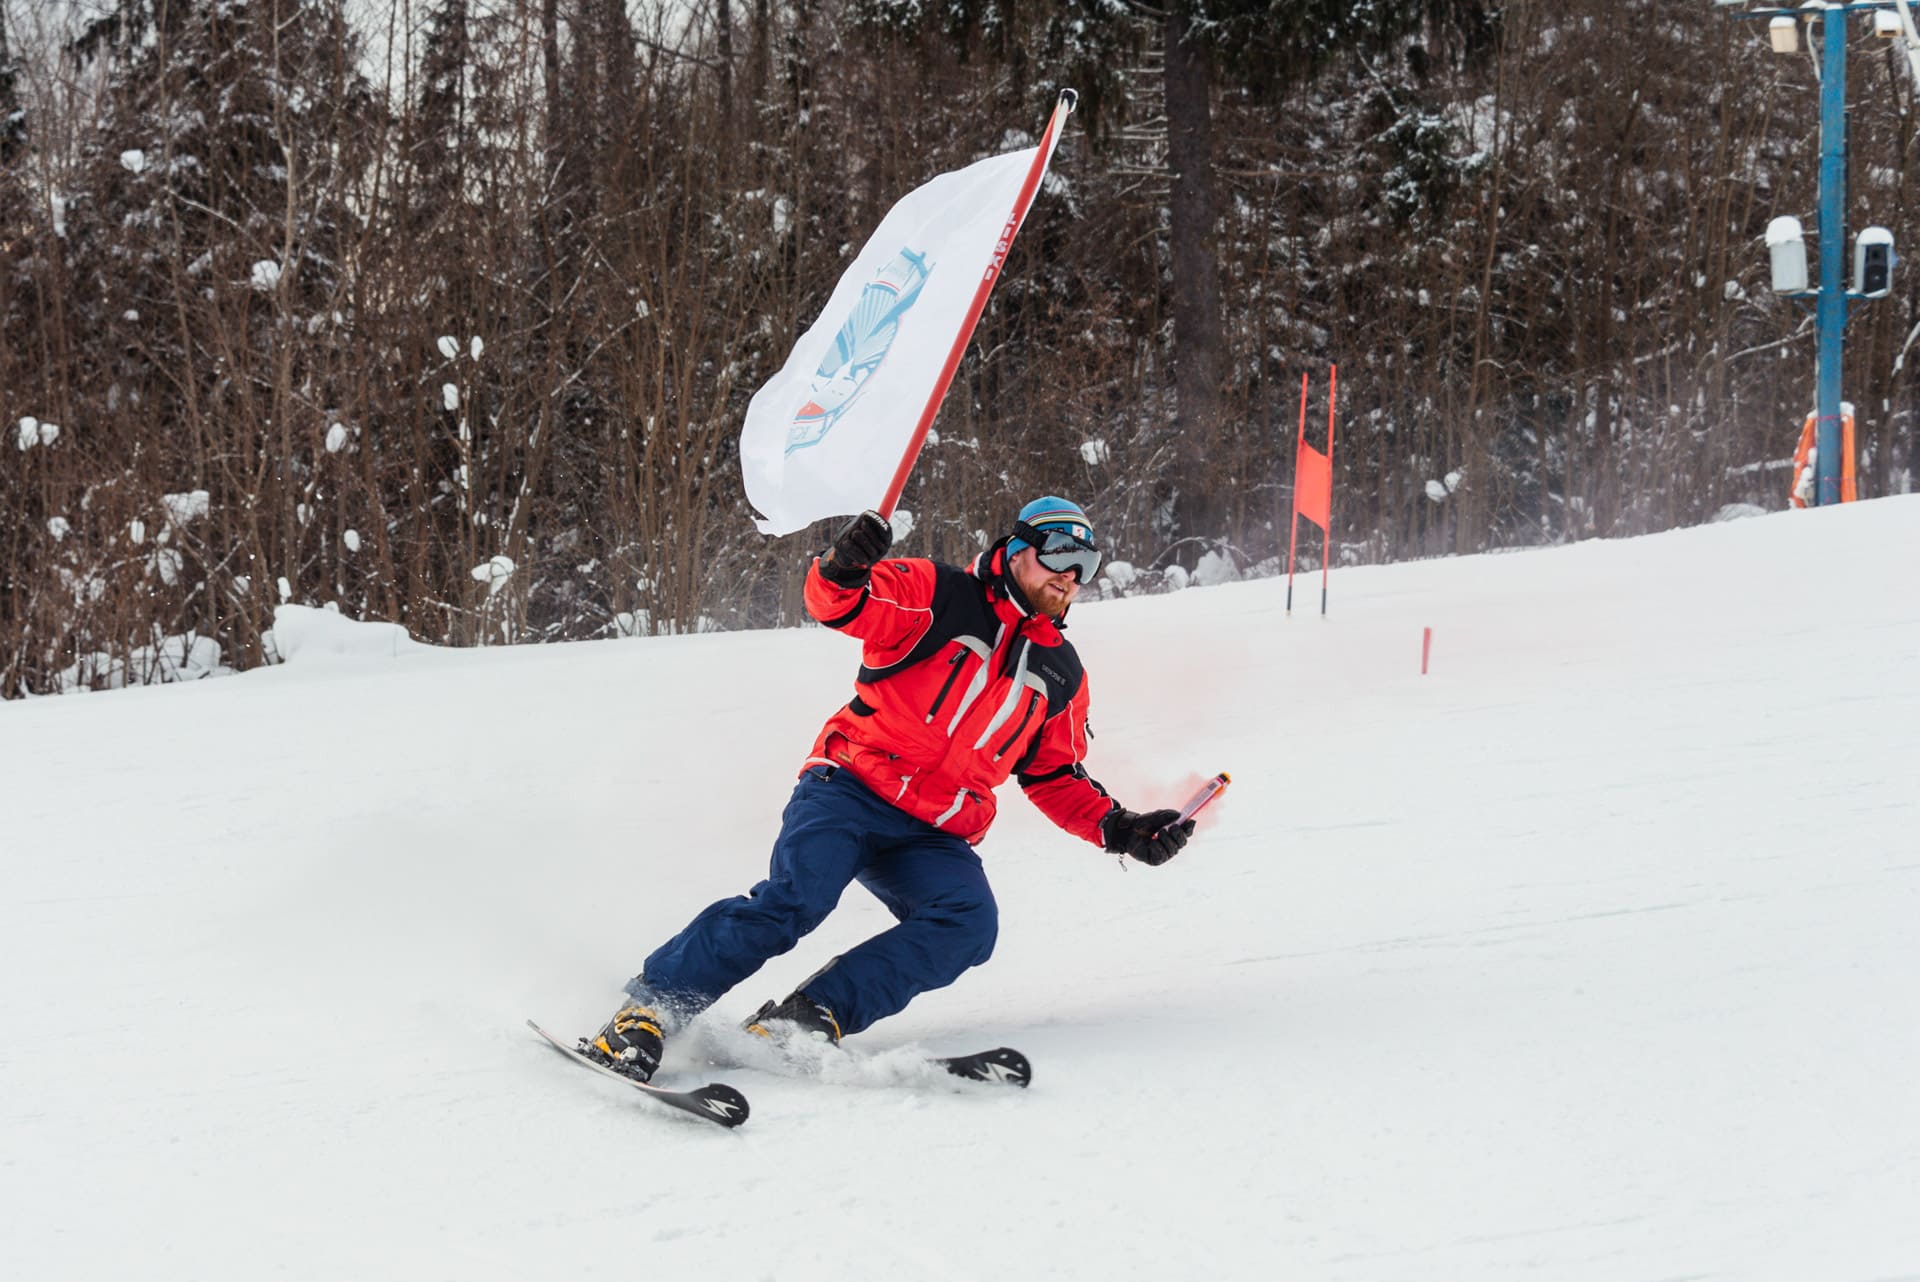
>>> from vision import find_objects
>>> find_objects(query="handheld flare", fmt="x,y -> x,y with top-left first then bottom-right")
1176,772 -> 1231,824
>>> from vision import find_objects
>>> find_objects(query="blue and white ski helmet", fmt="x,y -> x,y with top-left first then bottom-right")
1007,496 -> 1096,556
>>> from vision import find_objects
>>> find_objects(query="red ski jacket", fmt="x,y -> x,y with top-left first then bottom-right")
802,543 -> 1116,847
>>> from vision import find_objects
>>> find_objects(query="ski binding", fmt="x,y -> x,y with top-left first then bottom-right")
527,1019 -> 749,1128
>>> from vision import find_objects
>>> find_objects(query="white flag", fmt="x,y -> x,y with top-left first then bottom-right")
740,144 -> 1051,536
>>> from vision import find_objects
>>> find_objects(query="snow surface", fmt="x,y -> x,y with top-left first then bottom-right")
3,498 -> 1918,1282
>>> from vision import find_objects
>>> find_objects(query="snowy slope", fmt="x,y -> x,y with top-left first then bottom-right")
3,498 -> 1917,1282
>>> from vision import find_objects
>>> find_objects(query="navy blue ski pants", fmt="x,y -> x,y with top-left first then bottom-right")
633,766 -> 998,1036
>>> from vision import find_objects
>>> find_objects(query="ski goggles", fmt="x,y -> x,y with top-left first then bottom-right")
1012,521 -> 1102,583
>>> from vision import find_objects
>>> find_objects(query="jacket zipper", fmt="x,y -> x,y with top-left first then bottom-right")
992,690 -> 1041,759
945,623 -> 1006,735
923,648 -> 968,724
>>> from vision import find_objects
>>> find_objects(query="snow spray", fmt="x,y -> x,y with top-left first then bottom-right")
1177,772 -> 1232,823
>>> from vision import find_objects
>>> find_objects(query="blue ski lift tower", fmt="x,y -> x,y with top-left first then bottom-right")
1718,1 -> 1903,506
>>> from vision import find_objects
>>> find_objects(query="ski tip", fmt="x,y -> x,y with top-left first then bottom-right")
987,1048 -> 1032,1088
690,1082 -> 751,1127
939,1046 -> 1032,1089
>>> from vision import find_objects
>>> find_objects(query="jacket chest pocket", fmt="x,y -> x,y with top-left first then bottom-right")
923,647 -> 971,724
989,689 -> 1043,760
922,636 -> 994,729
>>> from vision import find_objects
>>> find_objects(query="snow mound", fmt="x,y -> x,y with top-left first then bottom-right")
270,604 -> 421,663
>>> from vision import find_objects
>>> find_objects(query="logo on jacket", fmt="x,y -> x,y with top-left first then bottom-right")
786,248 -> 932,455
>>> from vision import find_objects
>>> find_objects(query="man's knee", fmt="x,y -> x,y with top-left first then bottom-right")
738,876 -> 837,938
945,892 -> 998,967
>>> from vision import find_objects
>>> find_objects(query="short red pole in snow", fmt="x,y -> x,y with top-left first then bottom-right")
1421,627 -> 1433,676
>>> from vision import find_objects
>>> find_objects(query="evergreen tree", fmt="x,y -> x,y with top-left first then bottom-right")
60,0 -> 378,665
414,0 -> 475,225
1149,0 -> 1498,554
0,4 -> 24,166
0,2 -> 30,697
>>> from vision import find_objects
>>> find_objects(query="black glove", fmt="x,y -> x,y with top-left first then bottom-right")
1100,806 -> 1194,867
819,510 -> 893,587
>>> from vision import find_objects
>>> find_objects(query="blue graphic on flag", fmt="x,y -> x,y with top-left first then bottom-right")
785,248 -> 932,455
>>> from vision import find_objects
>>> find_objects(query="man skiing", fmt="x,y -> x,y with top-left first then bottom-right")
587,496 -> 1195,1080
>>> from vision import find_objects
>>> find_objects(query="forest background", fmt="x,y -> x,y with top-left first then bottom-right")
2,0 -> 1916,696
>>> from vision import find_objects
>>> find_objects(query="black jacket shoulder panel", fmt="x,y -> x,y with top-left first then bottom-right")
1024,641 -> 1085,719
856,561 -> 992,684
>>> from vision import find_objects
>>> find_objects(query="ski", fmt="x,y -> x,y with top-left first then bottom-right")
526,1019 -> 749,1129
700,1027 -> 1030,1090
933,1046 -> 1031,1088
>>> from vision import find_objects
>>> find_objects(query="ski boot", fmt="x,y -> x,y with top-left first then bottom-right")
586,999 -> 666,1082
743,991 -> 842,1046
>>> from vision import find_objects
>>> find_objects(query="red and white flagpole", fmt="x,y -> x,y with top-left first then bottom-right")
877,90 -> 1078,520
1321,363 -> 1336,616
1285,372 -> 1308,614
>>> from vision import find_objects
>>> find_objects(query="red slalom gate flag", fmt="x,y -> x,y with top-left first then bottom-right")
1286,366 -> 1337,614
1294,436 -> 1332,530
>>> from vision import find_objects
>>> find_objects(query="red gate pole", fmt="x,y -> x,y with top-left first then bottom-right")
1321,363 -> 1337,616
1285,372 -> 1308,614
